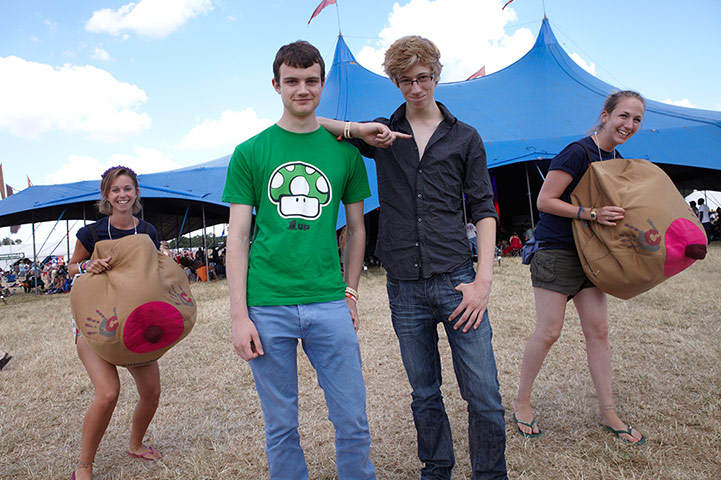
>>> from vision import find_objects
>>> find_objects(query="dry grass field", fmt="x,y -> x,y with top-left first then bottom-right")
1,245 -> 720,479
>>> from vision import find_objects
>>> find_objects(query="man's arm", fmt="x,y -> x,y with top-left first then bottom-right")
449,216 -> 496,332
317,117 -> 411,148
342,200 -> 366,332
227,203 -> 264,361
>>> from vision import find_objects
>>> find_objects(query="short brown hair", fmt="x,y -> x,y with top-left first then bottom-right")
273,40 -> 325,83
383,36 -> 442,86
97,166 -> 141,215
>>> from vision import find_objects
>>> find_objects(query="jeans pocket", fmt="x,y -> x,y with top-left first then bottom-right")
531,250 -> 556,283
386,279 -> 401,303
444,263 -> 476,292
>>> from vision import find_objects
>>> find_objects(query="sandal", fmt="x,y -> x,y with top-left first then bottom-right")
0,353 -> 12,370
600,424 -> 646,445
128,445 -> 162,461
513,412 -> 542,438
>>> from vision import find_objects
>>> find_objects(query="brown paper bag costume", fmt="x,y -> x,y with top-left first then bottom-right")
571,158 -> 706,300
70,234 -> 196,366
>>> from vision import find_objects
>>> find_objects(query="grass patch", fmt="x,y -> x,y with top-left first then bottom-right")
1,245 -> 719,479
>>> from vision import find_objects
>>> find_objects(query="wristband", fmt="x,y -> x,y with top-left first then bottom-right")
343,121 -> 353,139
577,206 -> 584,220
345,292 -> 358,303
345,285 -> 359,301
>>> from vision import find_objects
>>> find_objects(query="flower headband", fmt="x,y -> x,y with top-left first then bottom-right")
101,165 -> 138,179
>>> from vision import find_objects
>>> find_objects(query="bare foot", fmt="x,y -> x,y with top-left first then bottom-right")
512,399 -> 541,436
73,462 -> 92,480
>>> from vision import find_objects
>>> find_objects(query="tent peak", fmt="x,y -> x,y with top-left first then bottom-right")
332,34 -> 357,66
532,17 -> 559,49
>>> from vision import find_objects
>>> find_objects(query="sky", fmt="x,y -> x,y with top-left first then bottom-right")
1,0 -> 720,252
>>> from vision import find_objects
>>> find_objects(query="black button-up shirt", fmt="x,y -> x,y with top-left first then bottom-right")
351,102 -> 497,280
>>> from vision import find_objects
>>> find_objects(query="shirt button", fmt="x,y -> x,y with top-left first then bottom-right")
417,193 -> 422,198
417,217 -> 422,222
419,169 -> 423,174
414,263 -> 418,267
414,242 -> 419,246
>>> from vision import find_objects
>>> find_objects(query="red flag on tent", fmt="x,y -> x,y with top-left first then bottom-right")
502,0 -> 515,10
467,66 -> 486,80
0,163 -> 5,199
308,0 -> 336,24
27,175 -> 33,187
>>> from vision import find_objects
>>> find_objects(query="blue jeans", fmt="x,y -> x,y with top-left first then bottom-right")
248,300 -> 376,480
386,261 -> 507,480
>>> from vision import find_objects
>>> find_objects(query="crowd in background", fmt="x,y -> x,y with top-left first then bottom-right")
1,243 -> 228,296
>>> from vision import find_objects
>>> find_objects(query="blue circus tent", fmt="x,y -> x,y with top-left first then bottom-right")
0,164 -> 230,241
1,17 -> 720,235
317,17 -> 721,228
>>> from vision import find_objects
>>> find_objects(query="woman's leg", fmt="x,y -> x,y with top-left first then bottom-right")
126,361 -> 162,459
574,287 -> 644,443
76,338 -> 121,480
513,287 -> 568,435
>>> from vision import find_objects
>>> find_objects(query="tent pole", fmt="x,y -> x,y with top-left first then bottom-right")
32,217 -> 38,295
202,204 -> 209,281
525,163 -> 535,231
66,219 -> 70,265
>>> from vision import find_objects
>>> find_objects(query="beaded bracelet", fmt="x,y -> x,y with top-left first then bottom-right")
79,260 -> 90,273
577,206 -> 584,220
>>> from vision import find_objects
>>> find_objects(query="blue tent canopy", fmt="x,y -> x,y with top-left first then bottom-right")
317,18 -> 721,227
2,18 -> 720,235
320,18 -> 721,169
0,164 -> 230,240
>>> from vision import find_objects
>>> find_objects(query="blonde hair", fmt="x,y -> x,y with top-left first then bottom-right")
97,166 -> 142,215
383,36 -> 442,86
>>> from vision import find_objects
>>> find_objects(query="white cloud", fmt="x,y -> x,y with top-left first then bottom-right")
176,108 -> 273,150
354,0 -> 534,81
85,0 -> 213,39
569,53 -> 596,75
45,148 -> 179,184
91,47 -> 112,61
45,155 -> 106,184
44,19 -> 58,32
661,98 -> 696,109
106,146 -> 180,174
0,55 -> 150,141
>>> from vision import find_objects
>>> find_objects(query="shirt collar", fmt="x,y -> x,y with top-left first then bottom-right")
389,101 -> 458,131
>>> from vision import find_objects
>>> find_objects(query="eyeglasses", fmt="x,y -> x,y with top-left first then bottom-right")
397,73 -> 435,88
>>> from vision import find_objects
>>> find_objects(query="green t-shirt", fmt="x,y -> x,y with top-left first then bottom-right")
222,124 -> 370,306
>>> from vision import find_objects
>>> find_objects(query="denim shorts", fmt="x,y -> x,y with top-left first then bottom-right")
530,248 -> 595,297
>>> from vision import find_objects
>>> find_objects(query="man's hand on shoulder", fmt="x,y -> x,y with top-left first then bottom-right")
232,315 -> 264,361
355,122 -> 412,148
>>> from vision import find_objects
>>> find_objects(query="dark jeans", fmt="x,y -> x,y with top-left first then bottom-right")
386,261 -> 507,480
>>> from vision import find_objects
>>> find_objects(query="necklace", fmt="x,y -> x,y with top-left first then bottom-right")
593,132 -> 616,161
108,217 -> 137,240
